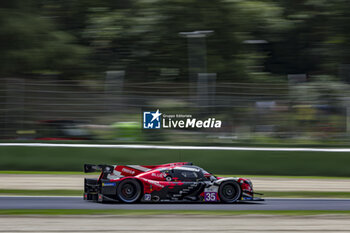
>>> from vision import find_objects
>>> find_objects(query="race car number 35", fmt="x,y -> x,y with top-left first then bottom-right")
204,192 -> 217,202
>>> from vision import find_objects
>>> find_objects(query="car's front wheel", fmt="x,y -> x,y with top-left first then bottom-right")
218,181 -> 241,203
116,179 -> 142,203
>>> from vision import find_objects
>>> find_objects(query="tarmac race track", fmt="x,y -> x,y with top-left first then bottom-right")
1,196 -> 350,210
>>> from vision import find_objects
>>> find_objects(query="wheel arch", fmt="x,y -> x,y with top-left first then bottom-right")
214,177 -> 239,185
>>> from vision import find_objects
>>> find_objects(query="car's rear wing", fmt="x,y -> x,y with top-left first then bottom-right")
84,164 -> 114,174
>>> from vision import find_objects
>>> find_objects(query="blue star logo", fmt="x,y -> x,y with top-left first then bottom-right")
143,109 -> 162,129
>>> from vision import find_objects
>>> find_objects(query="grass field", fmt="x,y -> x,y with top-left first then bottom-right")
1,146 -> 350,176
0,189 -> 81,196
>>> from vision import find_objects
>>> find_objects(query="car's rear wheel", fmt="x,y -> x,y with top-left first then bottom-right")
116,179 -> 142,203
218,181 -> 241,203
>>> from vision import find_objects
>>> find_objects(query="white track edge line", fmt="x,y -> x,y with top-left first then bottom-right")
0,143 -> 350,152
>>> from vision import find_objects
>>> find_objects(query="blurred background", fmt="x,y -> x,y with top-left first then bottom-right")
2,0 -> 350,146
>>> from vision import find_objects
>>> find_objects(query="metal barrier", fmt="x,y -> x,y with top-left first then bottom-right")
0,77 -> 346,142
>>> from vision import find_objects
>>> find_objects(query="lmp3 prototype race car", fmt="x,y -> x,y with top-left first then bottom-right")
84,162 -> 263,203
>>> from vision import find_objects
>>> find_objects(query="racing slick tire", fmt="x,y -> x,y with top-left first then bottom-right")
116,179 -> 142,203
218,181 -> 241,203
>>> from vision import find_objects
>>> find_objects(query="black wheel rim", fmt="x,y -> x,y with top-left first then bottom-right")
222,184 -> 237,199
121,183 -> 137,200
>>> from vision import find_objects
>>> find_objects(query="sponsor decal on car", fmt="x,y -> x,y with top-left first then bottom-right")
144,194 -> 151,201
204,186 -> 219,193
151,172 -> 165,178
122,167 -> 135,174
146,179 -> 164,188
102,182 -> 116,186
204,192 -> 217,202
175,167 -> 200,172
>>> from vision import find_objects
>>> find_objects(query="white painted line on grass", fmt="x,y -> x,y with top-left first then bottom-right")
0,143 -> 350,152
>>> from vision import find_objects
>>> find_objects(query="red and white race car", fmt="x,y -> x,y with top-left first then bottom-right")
84,162 -> 263,203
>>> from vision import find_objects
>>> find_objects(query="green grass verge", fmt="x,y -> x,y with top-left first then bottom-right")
1,209 -> 350,216
0,170 -> 99,175
262,191 -> 350,199
2,146 -> 350,177
218,174 -> 350,180
1,189 -> 350,199
0,189 -> 82,196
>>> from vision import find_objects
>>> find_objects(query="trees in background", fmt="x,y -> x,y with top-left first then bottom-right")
82,0 -> 288,81
1,0 -> 350,81
0,1 -> 88,76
